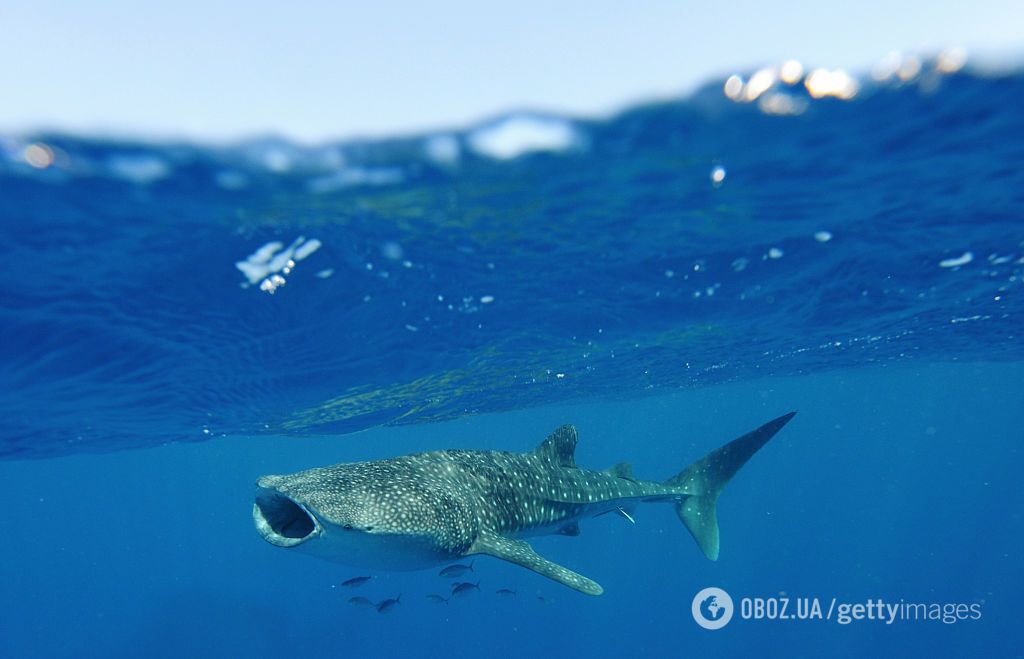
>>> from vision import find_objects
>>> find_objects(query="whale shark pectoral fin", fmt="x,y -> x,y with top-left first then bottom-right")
467,532 -> 603,596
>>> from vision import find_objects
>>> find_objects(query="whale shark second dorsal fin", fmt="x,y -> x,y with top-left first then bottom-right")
467,531 -> 602,595
603,462 -> 635,480
533,425 -> 577,467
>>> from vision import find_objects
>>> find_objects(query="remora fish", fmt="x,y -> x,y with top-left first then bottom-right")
253,412 -> 796,595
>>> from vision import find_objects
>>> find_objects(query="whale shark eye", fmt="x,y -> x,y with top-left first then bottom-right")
343,524 -> 353,530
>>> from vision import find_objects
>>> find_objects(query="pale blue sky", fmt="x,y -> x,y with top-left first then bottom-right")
1,1 -> 1021,142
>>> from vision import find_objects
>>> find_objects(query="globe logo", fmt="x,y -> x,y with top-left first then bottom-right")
691,587 -> 734,630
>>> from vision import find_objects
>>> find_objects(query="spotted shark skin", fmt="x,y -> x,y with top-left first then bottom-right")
253,412 -> 796,595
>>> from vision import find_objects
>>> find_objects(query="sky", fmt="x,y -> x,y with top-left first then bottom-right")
1,0 -> 1021,143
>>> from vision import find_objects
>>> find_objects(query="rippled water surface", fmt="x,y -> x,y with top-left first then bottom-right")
2,63 -> 1023,459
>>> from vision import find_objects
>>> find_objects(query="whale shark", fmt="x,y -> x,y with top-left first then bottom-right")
253,412 -> 795,595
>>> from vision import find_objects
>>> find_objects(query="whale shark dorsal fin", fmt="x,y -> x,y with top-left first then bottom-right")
468,531 -> 602,596
534,425 -> 577,467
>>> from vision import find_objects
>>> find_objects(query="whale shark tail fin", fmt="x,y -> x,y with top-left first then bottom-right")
665,412 -> 796,561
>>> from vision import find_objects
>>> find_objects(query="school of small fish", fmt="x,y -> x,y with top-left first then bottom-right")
341,564 -> 547,613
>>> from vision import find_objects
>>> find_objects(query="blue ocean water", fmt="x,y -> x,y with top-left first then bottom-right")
1,60 -> 1022,657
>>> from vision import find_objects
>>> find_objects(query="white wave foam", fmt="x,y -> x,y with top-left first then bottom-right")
468,115 -> 580,160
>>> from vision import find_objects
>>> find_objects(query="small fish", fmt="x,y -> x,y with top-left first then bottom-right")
536,596 -> 551,604
451,582 -> 481,597
341,576 -> 373,587
495,589 -> 517,597
348,596 -> 375,608
438,561 -> 474,578
376,595 -> 402,613
425,594 -> 449,605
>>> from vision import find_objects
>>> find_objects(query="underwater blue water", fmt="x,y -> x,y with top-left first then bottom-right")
1,61 -> 1023,657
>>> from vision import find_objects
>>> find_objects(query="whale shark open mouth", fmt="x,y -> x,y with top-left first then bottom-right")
253,489 -> 319,547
